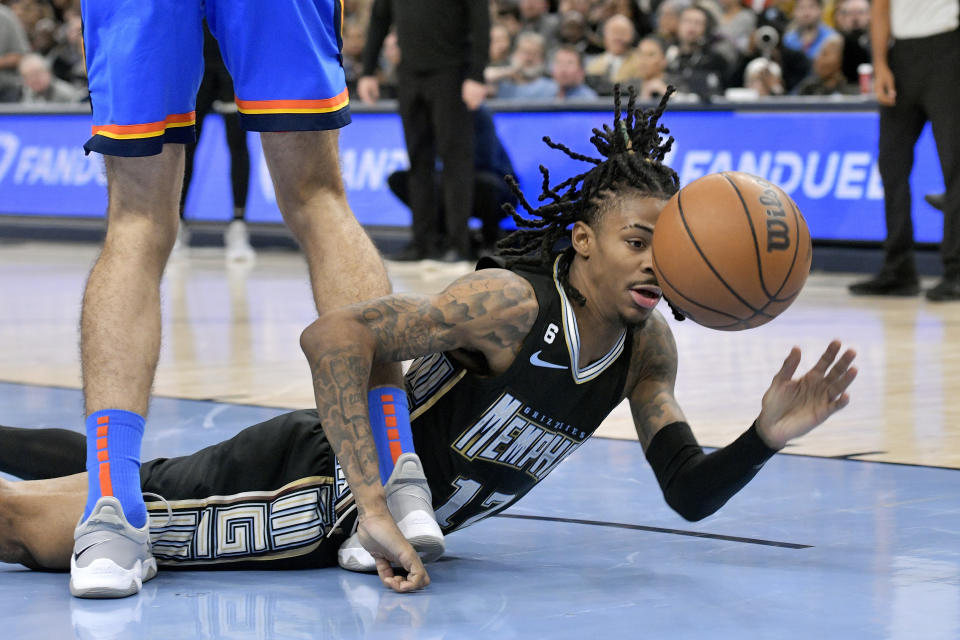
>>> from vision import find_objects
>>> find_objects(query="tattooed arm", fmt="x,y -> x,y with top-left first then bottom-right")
626,311 -> 687,450
300,269 -> 539,588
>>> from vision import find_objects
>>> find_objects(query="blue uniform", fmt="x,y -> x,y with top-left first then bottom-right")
81,0 -> 350,157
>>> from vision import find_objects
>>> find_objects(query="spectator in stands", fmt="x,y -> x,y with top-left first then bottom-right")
783,0 -> 836,59
833,0 -> 871,86
591,0 -> 653,40
717,0 -> 758,53
494,0 -> 523,38
490,23 -> 514,68
585,14 -> 636,94
519,0 -> 561,48
48,11 -> 85,88
29,16 -> 55,55
547,45 -> 599,99
618,34 -> 670,100
487,31 -> 555,99
743,56 -> 784,95
0,2 -> 28,102
557,10 -> 591,54
792,32 -> 857,95
665,4 -> 729,98
17,51 -> 82,102
736,16 -> 811,92
655,0 -> 692,48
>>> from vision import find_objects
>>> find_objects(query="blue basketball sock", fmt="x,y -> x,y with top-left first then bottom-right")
83,409 -> 147,528
368,387 -> 415,485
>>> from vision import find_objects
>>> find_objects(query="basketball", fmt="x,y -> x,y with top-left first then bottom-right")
651,171 -> 812,331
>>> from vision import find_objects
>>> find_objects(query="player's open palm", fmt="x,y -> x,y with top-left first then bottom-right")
358,512 -> 431,593
756,340 -> 857,450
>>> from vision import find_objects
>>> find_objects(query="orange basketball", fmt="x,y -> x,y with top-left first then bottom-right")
651,171 -> 812,331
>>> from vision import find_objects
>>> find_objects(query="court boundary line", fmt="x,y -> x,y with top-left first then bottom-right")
2,380 -> 959,472
494,513 -> 812,548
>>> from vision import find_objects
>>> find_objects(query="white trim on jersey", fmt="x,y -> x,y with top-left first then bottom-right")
552,257 -> 626,384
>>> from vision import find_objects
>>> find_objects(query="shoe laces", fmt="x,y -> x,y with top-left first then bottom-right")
142,492 -> 173,528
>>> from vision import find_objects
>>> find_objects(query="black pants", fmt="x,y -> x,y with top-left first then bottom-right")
879,28 -> 960,277
397,68 -> 474,255
387,169 -> 512,248
181,64 -> 251,218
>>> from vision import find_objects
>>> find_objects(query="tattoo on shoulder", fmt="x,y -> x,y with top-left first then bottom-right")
357,270 -> 539,361
629,312 -> 679,386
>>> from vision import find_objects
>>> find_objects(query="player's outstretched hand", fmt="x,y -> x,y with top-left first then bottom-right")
358,511 -> 431,593
755,340 -> 857,450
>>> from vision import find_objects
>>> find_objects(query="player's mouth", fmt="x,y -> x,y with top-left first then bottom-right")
629,285 -> 662,310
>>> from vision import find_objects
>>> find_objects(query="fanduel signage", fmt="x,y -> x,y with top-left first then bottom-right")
0,109 -> 946,242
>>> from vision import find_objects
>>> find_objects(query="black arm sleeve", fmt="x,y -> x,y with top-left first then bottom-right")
360,0 -> 393,78
644,421 -> 778,522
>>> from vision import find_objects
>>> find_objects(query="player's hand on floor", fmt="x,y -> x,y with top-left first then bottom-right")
358,511 -> 430,593
755,340 -> 858,450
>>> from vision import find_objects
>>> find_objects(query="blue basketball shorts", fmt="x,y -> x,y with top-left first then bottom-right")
81,0 -> 350,157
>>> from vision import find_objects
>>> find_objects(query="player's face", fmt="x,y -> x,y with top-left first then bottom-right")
587,195 -> 667,327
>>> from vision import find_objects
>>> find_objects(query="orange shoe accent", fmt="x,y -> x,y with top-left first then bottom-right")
380,394 -> 394,403
385,416 -> 397,427
96,437 -> 108,450
97,425 -> 108,437
97,416 -> 110,424
383,404 -> 396,415
387,428 -> 399,440
97,450 -> 108,462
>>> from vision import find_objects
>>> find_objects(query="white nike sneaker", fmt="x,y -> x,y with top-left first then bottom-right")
224,219 -> 255,262
338,453 -> 445,572
70,496 -> 157,599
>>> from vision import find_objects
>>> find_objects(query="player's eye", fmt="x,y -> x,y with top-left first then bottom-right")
627,239 -> 647,249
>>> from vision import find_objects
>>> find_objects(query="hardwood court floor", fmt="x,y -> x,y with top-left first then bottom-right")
1,240 -> 958,469
2,240 -> 959,640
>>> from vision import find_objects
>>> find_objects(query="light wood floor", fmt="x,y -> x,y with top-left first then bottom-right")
2,241 -> 958,468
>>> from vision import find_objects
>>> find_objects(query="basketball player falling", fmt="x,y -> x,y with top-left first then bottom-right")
0,88 -> 857,594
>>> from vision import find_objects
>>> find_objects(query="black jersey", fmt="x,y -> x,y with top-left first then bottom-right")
406,258 -> 634,533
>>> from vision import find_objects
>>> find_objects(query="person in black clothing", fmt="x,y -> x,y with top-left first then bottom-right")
665,4 -> 730,99
178,22 -> 253,260
0,89 -> 857,595
386,107 -> 517,257
848,0 -> 960,300
358,0 -> 490,262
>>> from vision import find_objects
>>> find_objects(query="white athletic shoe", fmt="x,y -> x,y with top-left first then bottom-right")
338,453 -> 445,572
225,219 -> 255,262
70,496 -> 157,599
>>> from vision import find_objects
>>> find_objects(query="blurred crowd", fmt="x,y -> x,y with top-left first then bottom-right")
350,0 -> 874,102
0,0 -> 874,105
0,0 -> 85,103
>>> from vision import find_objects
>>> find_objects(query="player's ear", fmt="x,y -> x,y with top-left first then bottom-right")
571,220 -> 594,258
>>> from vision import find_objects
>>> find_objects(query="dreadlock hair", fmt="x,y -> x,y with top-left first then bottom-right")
496,84 -> 687,321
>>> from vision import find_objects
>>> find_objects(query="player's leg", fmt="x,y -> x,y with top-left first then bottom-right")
207,0 -> 442,568
922,30 -> 960,301
848,68 -> 925,295
0,425 -> 85,480
0,474 -> 87,571
397,77 -> 441,260
431,69 -> 475,260
76,0 -> 204,598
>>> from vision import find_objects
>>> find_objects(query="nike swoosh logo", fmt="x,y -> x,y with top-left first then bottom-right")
529,350 -> 567,370
74,540 -> 108,560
